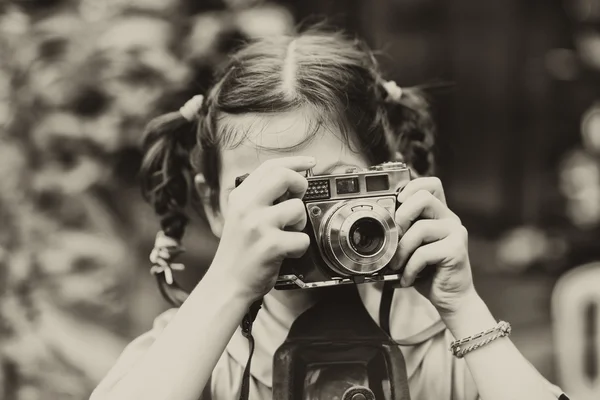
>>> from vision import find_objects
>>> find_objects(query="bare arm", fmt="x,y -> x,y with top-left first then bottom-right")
92,268 -> 251,400
442,290 -> 558,400
92,156 -> 314,400
394,177 -> 563,399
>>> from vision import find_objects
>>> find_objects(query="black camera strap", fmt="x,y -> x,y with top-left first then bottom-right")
238,299 -> 263,400
379,281 -> 395,336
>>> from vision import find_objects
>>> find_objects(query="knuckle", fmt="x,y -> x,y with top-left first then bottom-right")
258,236 -> 279,254
261,158 -> 278,169
269,167 -> 286,182
403,264 -> 417,279
413,245 -> 426,257
397,239 -> 415,257
456,225 -> 469,242
453,215 -> 462,226
448,211 -> 462,225
409,246 -> 425,263
267,239 -> 281,254
299,175 -> 309,190
448,235 -> 466,255
416,189 -> 434,202
400,222 -> 421,243
394,207 -> 408,223
289,197 -> 305,211
241,214 -> 263,235
411,219 -> 430,233
394,207 -> 403,218
429,176 -> 443,190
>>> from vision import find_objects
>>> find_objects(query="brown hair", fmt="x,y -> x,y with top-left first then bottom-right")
140,27 -> 436,243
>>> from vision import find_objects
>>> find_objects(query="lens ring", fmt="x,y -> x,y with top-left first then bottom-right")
348,217 -> 385,256
320,198 -> 399,275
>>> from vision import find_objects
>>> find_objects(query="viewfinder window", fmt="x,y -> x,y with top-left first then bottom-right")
365,175 -> 389,192
336,177 -> 360,194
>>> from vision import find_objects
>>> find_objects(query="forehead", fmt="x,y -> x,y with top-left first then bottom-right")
218,109 -> 369,188
219,108 -> 324,150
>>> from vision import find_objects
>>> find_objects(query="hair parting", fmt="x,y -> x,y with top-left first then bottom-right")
139,26 -> 438,282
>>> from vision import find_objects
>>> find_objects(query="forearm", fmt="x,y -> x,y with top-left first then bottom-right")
104,267 -> 251,400
441,291 -> 556,400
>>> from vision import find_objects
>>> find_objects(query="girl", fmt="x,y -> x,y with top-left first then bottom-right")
91,29 -> 568,400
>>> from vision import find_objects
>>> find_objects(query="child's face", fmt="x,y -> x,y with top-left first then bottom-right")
208,108 -> 370,236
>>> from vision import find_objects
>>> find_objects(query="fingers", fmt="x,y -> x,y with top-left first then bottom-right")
274,231 -> 311,259
259,167 -> 309,202
235,157 -> 315,205
400,240 -> 445,287
268,198 -> 307,231
397,177 -> 446,205
394,190 -> 459,235
399,226 -> 467,287
394,219 -> 455,269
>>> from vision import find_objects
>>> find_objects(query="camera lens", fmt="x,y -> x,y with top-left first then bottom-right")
348,218 -> 385,256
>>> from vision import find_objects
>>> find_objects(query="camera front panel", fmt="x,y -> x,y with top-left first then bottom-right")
234,162 -> 411,290
309,196 -> 398,274
302,164 -> 411,203
276,196 -> 403,290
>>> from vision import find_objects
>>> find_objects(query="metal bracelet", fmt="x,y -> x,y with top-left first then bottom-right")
450,320 -> 512,358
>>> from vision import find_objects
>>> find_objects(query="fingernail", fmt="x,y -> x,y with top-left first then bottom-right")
400,277 -> 407,287
307,157 -> 316,165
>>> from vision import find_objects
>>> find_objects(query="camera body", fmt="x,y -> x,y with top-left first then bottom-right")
236,162 -> 411,289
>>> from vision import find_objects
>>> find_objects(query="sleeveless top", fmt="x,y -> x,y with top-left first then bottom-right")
90,284 -> 566,399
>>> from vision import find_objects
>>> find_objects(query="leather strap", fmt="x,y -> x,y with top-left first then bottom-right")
379,281 -> 395,336
238,299 -> 263,400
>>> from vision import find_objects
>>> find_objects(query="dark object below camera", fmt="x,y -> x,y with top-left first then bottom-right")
272,286 -> 411,400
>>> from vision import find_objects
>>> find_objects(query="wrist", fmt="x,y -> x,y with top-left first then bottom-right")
202,260 -> 260,306
439,289 -> 498,340
198,262 -> 258,308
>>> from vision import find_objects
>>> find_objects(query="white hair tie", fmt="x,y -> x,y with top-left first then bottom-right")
383,80 -> 403,102
179,95 -> 204,121
149,231 -> 185,285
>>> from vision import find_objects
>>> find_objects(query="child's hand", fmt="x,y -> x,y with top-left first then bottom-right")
211,157 -> 315,303
392,177 -> 476,317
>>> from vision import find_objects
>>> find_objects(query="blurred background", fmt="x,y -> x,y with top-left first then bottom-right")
0,0 -> 599,399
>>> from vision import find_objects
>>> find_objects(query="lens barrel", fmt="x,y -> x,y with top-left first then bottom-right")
348,218 -> 385,256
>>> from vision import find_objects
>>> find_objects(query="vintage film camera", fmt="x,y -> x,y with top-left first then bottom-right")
235,162 -> 411,289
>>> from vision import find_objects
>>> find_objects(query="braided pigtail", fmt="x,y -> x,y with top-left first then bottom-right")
381,81 -> 436,176
139,95 -> 204,306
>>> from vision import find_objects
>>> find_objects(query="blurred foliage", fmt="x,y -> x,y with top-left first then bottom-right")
0,0 -> 598,397
493,1 -> 600,275
0,1 -> 293,399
